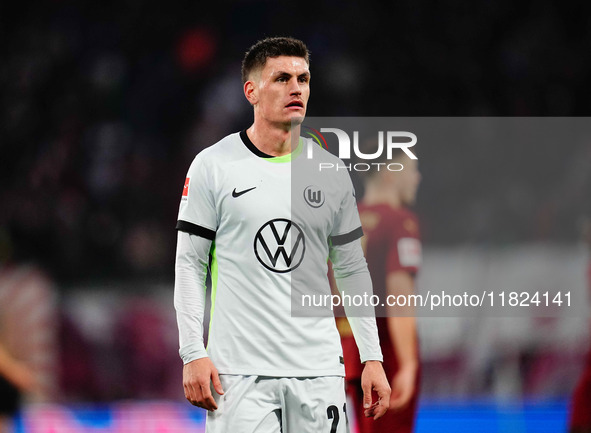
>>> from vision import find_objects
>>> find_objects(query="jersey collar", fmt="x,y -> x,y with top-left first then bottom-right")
240,130 -> 304,163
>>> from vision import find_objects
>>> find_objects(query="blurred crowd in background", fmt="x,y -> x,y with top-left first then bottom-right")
1,0 -> 591,408
2,0 -> 591,281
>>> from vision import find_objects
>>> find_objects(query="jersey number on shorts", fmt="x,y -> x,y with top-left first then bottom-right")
327,403 -> 348,433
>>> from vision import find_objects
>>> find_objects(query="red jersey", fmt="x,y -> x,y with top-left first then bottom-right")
337,203 -> 422,433
338,204 -> 422,379
359,203 -> 421,289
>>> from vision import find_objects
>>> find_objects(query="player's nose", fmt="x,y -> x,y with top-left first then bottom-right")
289,79 -> 302,95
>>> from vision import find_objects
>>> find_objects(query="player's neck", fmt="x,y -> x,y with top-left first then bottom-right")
363,187 -> 402,209
246,123 -> 300,157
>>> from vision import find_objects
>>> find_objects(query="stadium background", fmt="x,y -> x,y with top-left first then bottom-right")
1,1 -> 590,431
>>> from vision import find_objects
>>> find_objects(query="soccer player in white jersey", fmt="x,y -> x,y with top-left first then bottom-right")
174,36 -> 390,432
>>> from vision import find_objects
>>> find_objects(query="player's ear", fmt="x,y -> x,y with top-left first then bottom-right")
244,80 -> 258,106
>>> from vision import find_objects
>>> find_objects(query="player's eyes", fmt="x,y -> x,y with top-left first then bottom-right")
275,75 -> 308,83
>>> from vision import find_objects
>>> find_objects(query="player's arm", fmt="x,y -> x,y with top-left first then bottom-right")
0,342 -> 36,393
174,230 -> 224,410
330,239 -> 391,420
386,270 -> 418,410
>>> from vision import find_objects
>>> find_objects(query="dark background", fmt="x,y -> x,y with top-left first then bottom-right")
2,0 -> 591,283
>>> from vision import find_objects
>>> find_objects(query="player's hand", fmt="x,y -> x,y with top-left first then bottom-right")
361,360 -> 391,420
389,364 -> 417,410
183,357 -> 225,411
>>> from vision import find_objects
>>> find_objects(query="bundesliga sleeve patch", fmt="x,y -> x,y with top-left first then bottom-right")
397,237 -> 422,267
182,177 -> 190,200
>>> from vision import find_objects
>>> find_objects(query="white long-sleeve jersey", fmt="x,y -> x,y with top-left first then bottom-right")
174,131 -> 382,376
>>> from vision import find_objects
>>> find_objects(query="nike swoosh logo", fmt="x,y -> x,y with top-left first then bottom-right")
232,186 -> 257,198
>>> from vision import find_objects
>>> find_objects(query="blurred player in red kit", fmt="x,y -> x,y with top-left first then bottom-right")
569,217 -> 591,433
337,148 -> 421,433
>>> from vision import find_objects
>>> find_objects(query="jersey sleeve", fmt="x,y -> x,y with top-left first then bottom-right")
176,153 -> 217,240
386,213 -> 422,275
329,169 -> 363,246
330,240 -> 383,363
174,231 -> 212,364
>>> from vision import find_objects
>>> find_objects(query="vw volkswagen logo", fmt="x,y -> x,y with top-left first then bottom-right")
254,219 -> 306,273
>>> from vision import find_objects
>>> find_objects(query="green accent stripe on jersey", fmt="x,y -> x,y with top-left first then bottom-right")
266,138 -> 304,163
206,241 -> 218,349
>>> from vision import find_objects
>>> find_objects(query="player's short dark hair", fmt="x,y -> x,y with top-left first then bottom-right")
242,37 -> 310,83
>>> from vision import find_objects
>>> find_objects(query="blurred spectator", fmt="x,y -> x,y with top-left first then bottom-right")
569,217 -> 591,433
114,298 -> 181,399
0,264 -> 58,430
338,148 -> 422,433
58,289 -> 180,402
57,310 -> 101,401
0,341 -> 35,433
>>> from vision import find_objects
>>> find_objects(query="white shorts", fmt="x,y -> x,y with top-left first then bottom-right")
206,375 -> 349,433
